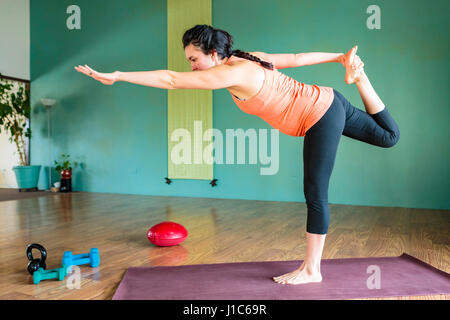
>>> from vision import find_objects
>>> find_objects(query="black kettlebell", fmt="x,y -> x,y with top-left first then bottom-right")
26,243 -> 47,275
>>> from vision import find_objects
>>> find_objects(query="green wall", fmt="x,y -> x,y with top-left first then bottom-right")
30,0 -> 450,210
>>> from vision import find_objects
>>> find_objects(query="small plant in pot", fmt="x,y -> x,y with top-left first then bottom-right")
54,154 -> 78,192
0,77 -> 41,191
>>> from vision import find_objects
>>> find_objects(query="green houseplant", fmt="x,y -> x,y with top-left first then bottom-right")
0,76 -> 41,190
54,154 -> 78,192
54,153 -> 79,172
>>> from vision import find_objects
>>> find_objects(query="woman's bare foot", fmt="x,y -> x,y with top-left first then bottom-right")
343,46 -> 365,84
273,262 -> 322,285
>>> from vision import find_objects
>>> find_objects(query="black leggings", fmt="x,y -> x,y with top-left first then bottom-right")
303,89 -> 400,234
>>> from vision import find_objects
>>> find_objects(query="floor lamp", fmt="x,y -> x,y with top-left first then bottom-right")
40,98 -> 56,191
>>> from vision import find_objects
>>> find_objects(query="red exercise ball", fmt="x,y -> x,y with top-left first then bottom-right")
147,221 -> 188,246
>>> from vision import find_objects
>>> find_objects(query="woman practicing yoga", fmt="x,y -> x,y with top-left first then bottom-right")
75,25 -> 400,285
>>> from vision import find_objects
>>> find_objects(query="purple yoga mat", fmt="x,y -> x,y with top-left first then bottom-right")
112,253 -> 450,300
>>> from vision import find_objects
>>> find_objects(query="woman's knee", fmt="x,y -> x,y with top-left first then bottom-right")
382,130 -> 400,148
370,108 -> 400,148
389,131 -> 400,147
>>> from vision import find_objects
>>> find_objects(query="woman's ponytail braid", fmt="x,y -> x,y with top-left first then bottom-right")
231,49 -> 274,70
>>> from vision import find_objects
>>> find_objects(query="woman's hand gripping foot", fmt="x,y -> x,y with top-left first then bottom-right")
340,46 -> 365,84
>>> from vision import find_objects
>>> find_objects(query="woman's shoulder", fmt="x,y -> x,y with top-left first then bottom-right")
227,53 -> 273,71
229,52 -> 272,63
231,52 -> 277,71
226,55 -> 257,71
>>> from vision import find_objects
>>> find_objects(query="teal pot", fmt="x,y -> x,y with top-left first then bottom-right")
13,165 -> 42,189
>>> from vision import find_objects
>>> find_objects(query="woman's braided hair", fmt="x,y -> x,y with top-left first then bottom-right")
182,24 -> 274,70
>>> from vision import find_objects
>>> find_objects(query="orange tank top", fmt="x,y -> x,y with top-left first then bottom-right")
225,55 -> 335,137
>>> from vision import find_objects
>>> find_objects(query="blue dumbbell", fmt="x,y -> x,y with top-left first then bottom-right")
33,266 -> 67,284
62,248 -> 100,271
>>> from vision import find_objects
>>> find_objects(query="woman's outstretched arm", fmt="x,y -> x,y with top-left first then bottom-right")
116,70 -> 174,89
252,51 -> 345,69
74,65 -> 173,88
296,52 -> 344,66
74,64 -> 244,90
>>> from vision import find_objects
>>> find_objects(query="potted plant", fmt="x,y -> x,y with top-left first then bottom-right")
0,77 -> 41,191
54,154 -> 78,192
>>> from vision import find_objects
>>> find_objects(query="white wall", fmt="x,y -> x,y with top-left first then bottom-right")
0,0 -> 30,80
0,0 -> 30,187
0,81 -> 29,188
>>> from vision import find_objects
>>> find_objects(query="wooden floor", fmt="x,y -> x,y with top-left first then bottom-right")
0,192 -> 448,300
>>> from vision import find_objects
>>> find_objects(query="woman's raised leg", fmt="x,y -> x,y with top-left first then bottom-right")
340,49 -> 400,147
354,71 -> 385,115
343,46 -> 386,114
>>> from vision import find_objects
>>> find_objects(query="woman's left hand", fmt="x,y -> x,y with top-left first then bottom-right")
339,46 -> 364,70
74,65 -> 119,85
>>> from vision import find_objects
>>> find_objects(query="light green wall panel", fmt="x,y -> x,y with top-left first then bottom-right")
167,0 -> 213,180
